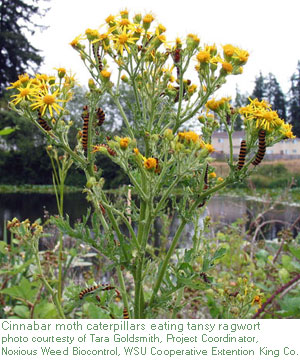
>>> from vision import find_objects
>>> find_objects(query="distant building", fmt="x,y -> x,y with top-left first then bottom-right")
211,131 -> 300,160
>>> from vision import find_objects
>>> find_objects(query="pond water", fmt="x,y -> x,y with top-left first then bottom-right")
1,192 -> 299,240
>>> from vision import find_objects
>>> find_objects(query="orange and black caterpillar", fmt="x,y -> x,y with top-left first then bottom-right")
252,130 -> 266,166
200,272 -> 211,283
37,110 -> 51,131
198,164 -> 209,208
81,105 -> 89,151
96,107 -> 105,126
123,307 -> 130,319
203,163 -> 209,190
99,143 -> 117,156
79,283 -> 118,300
237,140 -> 247,170
92,43 -> 103,72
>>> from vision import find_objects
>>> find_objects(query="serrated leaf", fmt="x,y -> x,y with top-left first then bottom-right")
289,246 -> 300,261
13,305 -> 30,319
0,277 -> 39,302
34,301 -> 59,319
212,247 -> 227,261
85,303 -> 110,319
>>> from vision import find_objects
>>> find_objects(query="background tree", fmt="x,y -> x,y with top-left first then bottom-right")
0,0 -> 50,94
233,85 -> 248,130
265,73 -> 286,120
251,72 -> 265,101
288,61 -> 300,137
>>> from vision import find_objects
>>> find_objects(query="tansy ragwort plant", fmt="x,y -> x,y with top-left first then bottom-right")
6,10 -> 294,319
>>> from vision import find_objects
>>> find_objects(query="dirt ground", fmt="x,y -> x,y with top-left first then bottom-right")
213,159 -> 300,177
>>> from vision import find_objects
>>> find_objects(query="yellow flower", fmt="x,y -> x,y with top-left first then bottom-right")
133,147 -> 140,155
112,29 -> 139,56
280,123 -> 296,139
188,84 -> 197,94
55,67 -> 66,79
239,98 -> 284,131
120,137 -> 130,149
70,35 -> 82,48
178,131 -> 199,143
106,15 -> 116,24
221,61 -> 233,74
196,50 -> 211,63
85,28 -> 100,41
30,88 -> 65,117
205,144 -> 215,153
100,70 -> 111,80
156,24 -> 166,35
144,157 -> 157,170
233,47 -> 249,64
209,172 -> 216,178
217,177 -> 224,182
10,82 -> 34,105
206,97 -> 230,112
251,295 -> 262,308
222,44 -> 235,57
119,18 -> 131,28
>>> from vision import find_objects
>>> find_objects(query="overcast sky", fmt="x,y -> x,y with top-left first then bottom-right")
31,0 -> 300,97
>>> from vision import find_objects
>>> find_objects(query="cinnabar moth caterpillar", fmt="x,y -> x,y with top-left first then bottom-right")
96,108 -> 105,126
37,110 -> 51,131
92,43 -> 103,72
123,307 -> 129,319
237,140 -> 247,170
81,105 -> 89,151
200,272 -> 210,283
99,143 -> 117,156
173,48 -> 181,63
252,130 -> 266,166
78,283 -> 116,300
203,164 -> 209,190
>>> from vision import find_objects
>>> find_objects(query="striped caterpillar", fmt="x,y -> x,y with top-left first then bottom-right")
237,140 -> 247,170
203,163 -> 209,190
252,130 -> 266,166
123,307 -> 130,319
98,143 -> 117,156
92,43 -> 103,72
96,107 -> 105,126
79,283 -> 120,300
37,110 -> 51,131
198,164 -> 209,208
81,105 -> 89,151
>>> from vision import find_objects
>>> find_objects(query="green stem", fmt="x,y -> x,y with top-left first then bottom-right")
109,91 -> 134,138
33,241 -> 65,318
172,287 -> 184,319
116,266 -> 130,315
149,220 -> 187,308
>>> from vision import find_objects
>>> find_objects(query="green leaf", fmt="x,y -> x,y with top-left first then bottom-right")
13,305 -> 30,319
84,303 -> 110,319
34,301 -> 59,319
0,277 -> 39,302
212,247 -> 227,261
0,127 -> 16,136
0,241 -> 8,255
289,246 -> 300,261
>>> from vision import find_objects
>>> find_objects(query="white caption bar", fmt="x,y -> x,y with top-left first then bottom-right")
1,320 -> 300,360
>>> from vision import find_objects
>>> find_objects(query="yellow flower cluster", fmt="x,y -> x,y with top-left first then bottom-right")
206,97 -> 231,112
195,43 -> 248,76
7,71 -> 74,117
239,98 -> 293,135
